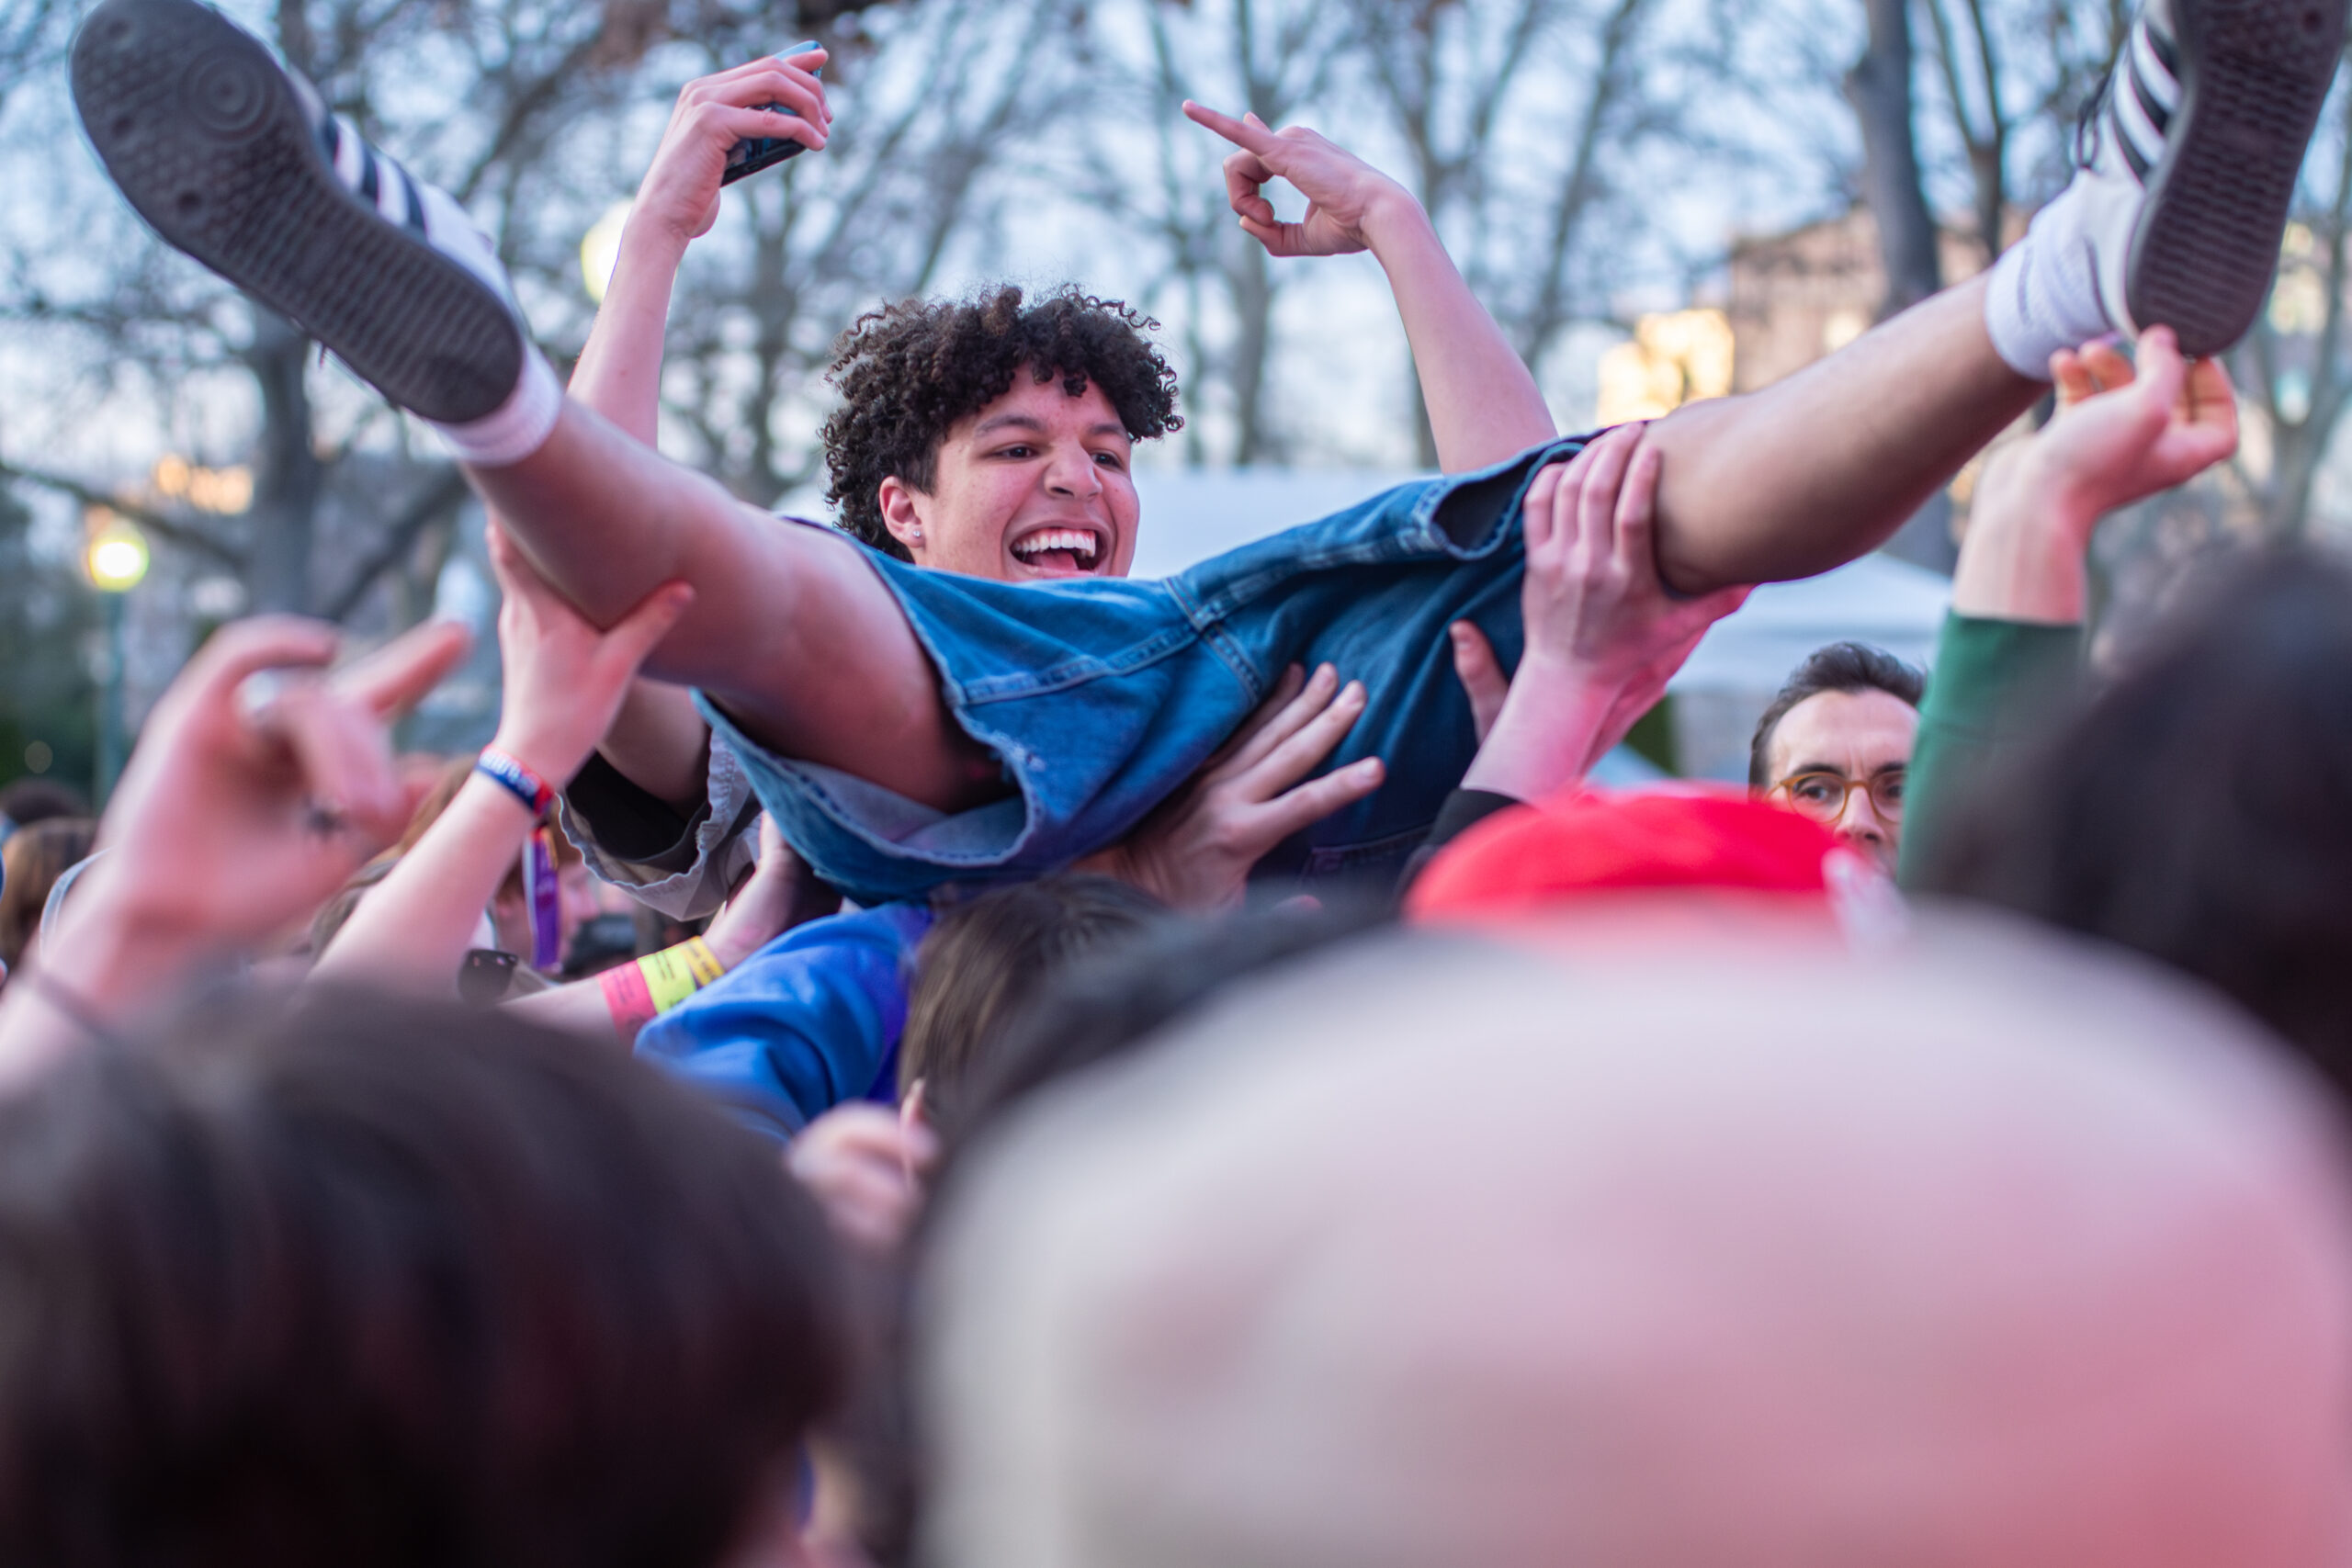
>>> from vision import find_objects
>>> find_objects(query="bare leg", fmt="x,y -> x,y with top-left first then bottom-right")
468,400 -> 996,813
1646,276 -> 2042,592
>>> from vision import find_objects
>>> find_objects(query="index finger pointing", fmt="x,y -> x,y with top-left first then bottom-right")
1183,100 -> 1282,155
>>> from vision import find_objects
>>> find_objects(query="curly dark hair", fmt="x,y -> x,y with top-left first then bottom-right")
821,285 -> 1183,559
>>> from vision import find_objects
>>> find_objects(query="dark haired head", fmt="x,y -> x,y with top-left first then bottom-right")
933,896 -> 1393,1157
0,989 -> 847,1568
0,817 -> 96,970
0,779 -> 88,830
901,875 -> 1165,1115
1748,641 -> 1927,788
821,285 -> 1182,559
1918,545 -> 2352,1089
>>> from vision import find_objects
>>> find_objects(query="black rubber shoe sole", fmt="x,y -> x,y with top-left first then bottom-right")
71,0 -> 523,423
2129,0 -> 2348,356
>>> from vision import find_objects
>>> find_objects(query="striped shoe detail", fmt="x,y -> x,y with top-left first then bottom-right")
319,111 -> 428,236
2106,15 -> 2181,181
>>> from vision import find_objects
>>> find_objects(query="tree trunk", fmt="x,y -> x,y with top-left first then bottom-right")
1844,0 -> 1941,318
241,308 -> 324,614
1230,243 -> 1280,465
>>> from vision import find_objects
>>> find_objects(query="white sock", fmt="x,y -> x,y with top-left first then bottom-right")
431,345 -> 561,468
1984,183 -> 2112,380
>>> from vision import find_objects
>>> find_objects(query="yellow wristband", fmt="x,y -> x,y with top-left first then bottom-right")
639,936 -> 726,1015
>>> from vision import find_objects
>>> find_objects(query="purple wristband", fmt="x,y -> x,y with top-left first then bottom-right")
476,749 -> 556,819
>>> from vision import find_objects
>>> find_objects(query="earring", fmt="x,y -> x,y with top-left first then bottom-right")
909,527 -> 923,542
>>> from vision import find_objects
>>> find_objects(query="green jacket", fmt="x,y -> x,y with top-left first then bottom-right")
1896,613 -> 2082,890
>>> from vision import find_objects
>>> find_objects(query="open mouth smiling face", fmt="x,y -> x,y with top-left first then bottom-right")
883,374 -> 1142,583
1006,522 -> 1112,578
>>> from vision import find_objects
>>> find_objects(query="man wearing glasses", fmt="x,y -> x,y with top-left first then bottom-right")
1749,643 -> 1923,874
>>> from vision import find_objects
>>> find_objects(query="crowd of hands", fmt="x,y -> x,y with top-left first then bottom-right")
0,51 -> 2244,1247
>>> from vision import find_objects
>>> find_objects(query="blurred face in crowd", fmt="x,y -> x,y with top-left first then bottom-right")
1760,688 -> 1918,871
879,376 -> 1141,582
491,857 -> 602,972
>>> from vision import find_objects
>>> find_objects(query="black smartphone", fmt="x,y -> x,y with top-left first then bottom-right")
721,40 -> 824,186
458,948 -> 520,1005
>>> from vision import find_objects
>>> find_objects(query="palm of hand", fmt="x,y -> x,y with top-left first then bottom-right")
2045,333 -> 2238,516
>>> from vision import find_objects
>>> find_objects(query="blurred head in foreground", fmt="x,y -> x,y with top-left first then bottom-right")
920,912 -> 2352,1568
0,990 -> 848,1568
1919,546 -> 2352,1092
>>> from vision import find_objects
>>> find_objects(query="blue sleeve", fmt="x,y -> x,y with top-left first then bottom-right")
633,903 -> 933,1143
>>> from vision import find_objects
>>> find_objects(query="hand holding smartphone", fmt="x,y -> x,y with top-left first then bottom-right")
722,40 -> 825,186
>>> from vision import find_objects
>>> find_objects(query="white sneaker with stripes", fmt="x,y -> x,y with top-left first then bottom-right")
2072,0 -> 2345,357
72,0 -> 541,437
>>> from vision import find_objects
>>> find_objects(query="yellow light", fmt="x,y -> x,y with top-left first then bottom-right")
152,455 -> 253,513
85,514 -> 150,592
1595,309 -> 1736,426
581,201 -> 632,303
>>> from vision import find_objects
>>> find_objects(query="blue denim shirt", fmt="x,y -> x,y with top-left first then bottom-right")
704,435 -> 1587,905
634,902 -> 930,1141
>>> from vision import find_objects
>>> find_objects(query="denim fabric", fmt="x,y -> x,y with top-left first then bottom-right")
703,434 -> 1589,905
634,902 -> 929,1142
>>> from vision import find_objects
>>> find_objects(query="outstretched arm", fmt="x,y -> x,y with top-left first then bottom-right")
1184,103 -> 1555,472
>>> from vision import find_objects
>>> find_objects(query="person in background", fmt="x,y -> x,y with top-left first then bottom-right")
919,913 -> 2352,1568
1747,642 -> 1924,874
0,818 -> 97,980
0,780 -> 88,849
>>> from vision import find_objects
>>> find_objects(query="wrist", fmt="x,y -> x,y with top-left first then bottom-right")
479,741 -> 568,816
1357,184 -> 1432,254
616,210 -> 695,269
37,870 -> 210,1023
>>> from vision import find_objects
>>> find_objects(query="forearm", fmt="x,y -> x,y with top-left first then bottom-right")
310,774 -> 530,995
569,222 -> 691,448
1950,451 -> 2097,624
505,978 -> 631,1046
1460,656 -> 1623,800
1362,196 -> 1555,473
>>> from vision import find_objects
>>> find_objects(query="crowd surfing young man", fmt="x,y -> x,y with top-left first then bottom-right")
71,0 -> 2346,901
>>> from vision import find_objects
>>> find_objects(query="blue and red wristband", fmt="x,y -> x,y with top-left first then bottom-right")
476,748 -> 556,819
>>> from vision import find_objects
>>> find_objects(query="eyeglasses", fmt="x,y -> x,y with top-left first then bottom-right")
1770,767 -> 1906,822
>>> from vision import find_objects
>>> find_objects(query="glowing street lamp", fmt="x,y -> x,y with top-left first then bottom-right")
85,511 -> 150,802
86,521 -> 151,592
581,201 -> 632,303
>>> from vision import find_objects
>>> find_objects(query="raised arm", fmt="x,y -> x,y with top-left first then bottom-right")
563,51 -> 829,811
571,51 -> 829,445
1183,103 -> 1555,473
311,527 -> 690,995
1900,327 -> 2237,886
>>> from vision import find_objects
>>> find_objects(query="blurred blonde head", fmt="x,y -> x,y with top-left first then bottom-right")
921,909 -> 2352,1568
